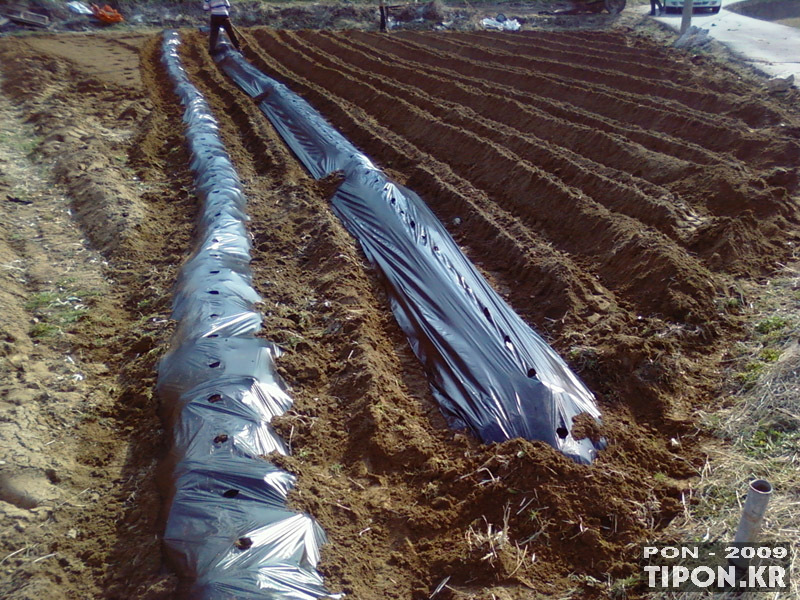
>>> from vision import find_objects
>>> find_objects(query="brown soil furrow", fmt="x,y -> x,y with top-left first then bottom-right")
252,28 -> 721,325
536,28 -> 675,53
400,31 -> 756,121
4,20 -> 800,600
333,32 -> 800,245
0,33 -> 202,599
179,30 -> 456,598
345,30 -> 744,172
211,32 -> 715,599
179,38 -> 299,180
462,30 -> 692,79
180,30 -> 671,599
237,29 -> 624,334
303,29 -> 705,238
352,31 -> 799,166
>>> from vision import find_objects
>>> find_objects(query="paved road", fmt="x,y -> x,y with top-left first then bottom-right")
642,0 -> 800,81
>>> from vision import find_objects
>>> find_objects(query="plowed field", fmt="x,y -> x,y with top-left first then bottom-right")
1,19 -> 799,600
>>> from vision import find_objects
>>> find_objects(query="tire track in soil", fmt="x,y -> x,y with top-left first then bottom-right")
169,26 -> 800,600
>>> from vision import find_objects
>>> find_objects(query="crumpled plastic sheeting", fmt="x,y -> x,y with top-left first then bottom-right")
157,337 -> 287,409
212,45 -> 605,464
157,30 -> 336,599
481,17 -> 521,31
166,456 -> 328,598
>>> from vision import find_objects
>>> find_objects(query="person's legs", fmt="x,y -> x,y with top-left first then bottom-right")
209,14 -> 222,53
221,17 -> 240,50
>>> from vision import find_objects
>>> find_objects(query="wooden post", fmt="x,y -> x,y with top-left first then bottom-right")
680,0 -> 694,33
379,0 -> 387,32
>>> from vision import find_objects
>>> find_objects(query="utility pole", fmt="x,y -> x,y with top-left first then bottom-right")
680,0 -> 694,33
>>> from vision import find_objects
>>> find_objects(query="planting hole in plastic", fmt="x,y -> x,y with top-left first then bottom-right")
527,368 -> 537,378
556,427 -> 569,439
208,360 -> 221,368
213,434 -> 229,444
234,537 -> 253,550
222,489 -> 240,498
208,393 -> 222,403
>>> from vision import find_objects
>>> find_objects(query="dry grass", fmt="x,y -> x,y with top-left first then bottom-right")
464,503 -> 534,581
465,504 -> 512,565
649,262 -> 800,600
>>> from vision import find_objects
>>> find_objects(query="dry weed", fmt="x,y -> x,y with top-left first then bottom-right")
650,265 -> 800,599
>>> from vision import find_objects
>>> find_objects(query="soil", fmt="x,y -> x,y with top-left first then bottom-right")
0,4 -> 799,600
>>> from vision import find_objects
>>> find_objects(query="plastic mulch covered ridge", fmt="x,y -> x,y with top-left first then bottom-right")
211,45 -> 606,464
155,30 -> 338,599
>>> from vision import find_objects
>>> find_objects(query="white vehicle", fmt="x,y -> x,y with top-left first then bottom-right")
664,0 -> 722,14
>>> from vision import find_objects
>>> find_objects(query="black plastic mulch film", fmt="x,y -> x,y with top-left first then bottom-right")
157,31 -> 339,599
210,43 -> 606,464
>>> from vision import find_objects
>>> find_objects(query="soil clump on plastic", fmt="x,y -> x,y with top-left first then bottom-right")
0,9 -> 799,600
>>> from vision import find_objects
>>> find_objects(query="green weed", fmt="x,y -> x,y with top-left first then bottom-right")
24,291 -> 60,311
755,315 -> 787,334
743,427 -> 799,458
759,347 -> 781,362
24,283 -> 97,339
734,362 -> 764,387
30,322 -> 61,339
0,131 -> 42,155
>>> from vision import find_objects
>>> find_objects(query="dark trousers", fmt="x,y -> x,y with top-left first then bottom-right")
209,14 -> 240,52
650,0 -> 663,13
